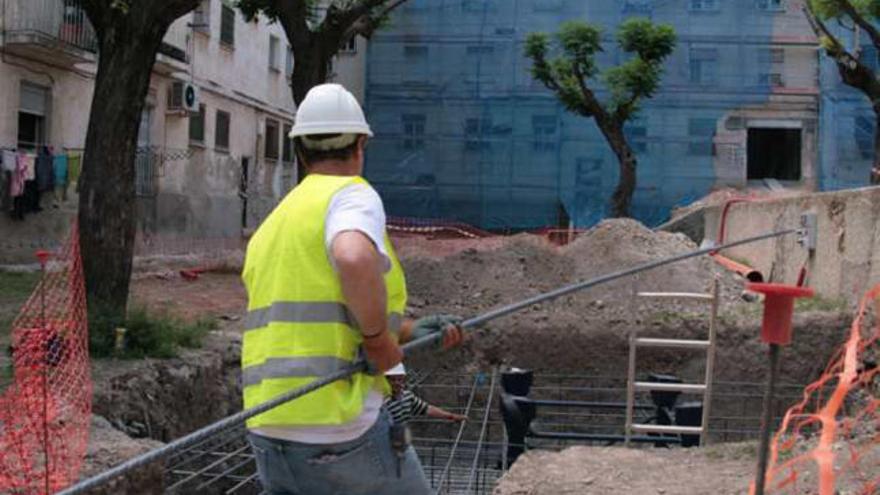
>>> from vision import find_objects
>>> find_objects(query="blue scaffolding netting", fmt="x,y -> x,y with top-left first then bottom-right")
362,0 -> 874,230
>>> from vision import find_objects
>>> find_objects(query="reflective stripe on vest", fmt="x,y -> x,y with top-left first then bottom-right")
241,174 -> 408,428
243,301 -> 403,334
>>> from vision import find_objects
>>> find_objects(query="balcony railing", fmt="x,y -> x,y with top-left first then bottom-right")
2,0 -> 97,54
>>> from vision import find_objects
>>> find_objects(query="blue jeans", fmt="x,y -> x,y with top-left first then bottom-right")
248,410 -> 432,495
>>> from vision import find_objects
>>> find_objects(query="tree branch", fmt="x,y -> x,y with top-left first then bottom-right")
343,0 -> 409,40
838,0 -> 880,50
572,63 -> 605,120
804,3 -> 880,105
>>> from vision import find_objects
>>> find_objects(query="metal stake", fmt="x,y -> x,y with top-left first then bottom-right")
755,343 -> 781,495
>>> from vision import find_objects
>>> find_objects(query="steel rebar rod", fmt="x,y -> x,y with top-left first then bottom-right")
435,374 -> 481,493
58,227 -> 795,495
465,369 -> 498,494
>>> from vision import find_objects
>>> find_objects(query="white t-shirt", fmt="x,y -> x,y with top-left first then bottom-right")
251,183 -> 391,444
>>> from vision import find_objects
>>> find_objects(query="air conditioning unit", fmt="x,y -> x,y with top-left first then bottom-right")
167,81 -> 199,114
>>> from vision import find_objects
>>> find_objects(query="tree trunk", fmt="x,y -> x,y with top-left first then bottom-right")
600,123 -> 637,218
77,26 -> 165,325
290,43 -> 332,105
873,107 -> 880,185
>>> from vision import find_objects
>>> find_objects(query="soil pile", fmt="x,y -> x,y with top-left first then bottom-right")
493,444 -> 755,495
401,219 -> 849,387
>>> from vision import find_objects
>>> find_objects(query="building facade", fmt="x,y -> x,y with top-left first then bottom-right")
0,0 -> 367,259
363,0 -> 870,229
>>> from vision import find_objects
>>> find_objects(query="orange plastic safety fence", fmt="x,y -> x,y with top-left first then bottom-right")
760,284 -> 880,495
0,226 -> 91,494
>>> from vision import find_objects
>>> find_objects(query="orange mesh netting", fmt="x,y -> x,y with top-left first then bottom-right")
0,226 -> 91,494
761,284 -> 880,494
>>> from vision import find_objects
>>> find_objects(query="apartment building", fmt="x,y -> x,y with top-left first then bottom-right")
363,0 -> 853,229
0,0 -> 366,253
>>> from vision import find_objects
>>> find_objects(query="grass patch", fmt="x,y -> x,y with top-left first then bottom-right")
0,271 -> 41,343
90,306 -> 217,359
795,296 -> 848,313
0,271 -> 41,301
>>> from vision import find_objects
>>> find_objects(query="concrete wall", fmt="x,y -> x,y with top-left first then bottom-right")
703,187 -> 880,303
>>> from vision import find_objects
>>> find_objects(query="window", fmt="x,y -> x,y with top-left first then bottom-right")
463,0 -> 494,12
265,119 -> 279,159
758,73 -> 785,87
854,116 -> 874,159
192,0 -> 211,34
282,123 -> 293,162
18,82 -> 49,149
688,118 -> 715,155
220,4 -> 235,47
466,45 -> 494,56
689,0 -> 719,11
402,114 -> 425,150
622,0 -> 653,15
286,46 -> 294,76
269,35 -> 280,71
625,121 -> 648,153
758,48 -> 785,64
532,115 -> 557,153
189,104 -> 206,144
689,47 -> 719,85
464,117 -> 491,151
215,110 -> 230,150
341,37 -> 357,54
404,45 -> 428,58
403,46 -> 429,84
756,0 -> 785,12
533,0 -> 563,12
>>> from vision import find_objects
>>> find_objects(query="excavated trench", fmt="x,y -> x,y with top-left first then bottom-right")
85,220 -> 858,493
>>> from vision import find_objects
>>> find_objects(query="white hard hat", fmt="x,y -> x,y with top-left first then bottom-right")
289,84 -> 373,139
385,363 -> 406,376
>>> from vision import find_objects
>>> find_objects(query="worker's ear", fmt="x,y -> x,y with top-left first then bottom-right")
355,135 -> 368,161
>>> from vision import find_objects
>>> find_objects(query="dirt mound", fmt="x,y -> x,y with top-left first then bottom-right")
493,444 -> 756,495
401,218 -> 846,387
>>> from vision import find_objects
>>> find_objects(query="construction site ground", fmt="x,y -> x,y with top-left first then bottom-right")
3,219 -> 865,493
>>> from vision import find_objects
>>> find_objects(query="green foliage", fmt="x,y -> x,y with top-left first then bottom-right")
525,18 -> 676,123
90,306 -> 217,359
617,18 -> 676,62
810,0 -> 880,20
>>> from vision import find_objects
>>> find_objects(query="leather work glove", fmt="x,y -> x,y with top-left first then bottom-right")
411,314 -> 464,349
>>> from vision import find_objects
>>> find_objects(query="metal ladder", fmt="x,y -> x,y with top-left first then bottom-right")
624,278 -> 720,447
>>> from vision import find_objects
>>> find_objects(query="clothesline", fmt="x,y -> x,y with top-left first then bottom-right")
1,147 -> 83,221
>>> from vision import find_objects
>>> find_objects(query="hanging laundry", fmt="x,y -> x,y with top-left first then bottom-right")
20,153 -> 35,181
1,150 -> 15,173
53,153 -> 69,203
11,154 -> 26,198
67,153 -> 82,194
10,154 -> 27,220
36,148 -> 54,193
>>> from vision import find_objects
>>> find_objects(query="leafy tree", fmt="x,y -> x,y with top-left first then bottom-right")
78,0 -> 200,324
525,19 -> 676,217
238,0 -> 409,105
804,0 -> 880,183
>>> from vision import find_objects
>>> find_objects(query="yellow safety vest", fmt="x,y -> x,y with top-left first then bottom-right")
241,174 -> 407,428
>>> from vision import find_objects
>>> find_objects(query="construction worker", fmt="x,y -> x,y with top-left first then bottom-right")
384,363 -> 468,425
241,83 -> 464,495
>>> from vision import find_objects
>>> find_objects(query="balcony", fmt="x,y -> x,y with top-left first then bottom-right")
1,0 -> 97,67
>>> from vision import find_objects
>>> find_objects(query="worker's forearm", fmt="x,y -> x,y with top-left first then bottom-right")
333,231 -> 388,334
426,405 -> 454,420
333,231 -> 401,371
